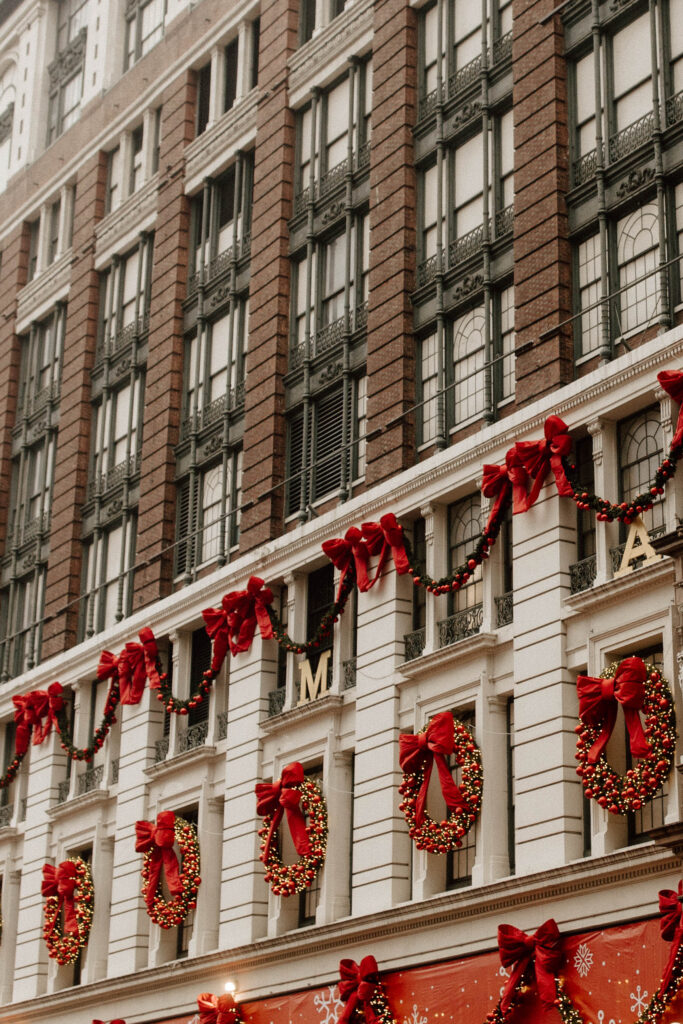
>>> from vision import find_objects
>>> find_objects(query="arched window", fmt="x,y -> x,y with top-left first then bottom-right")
618,406 -> 664,534
452,305 -> 485,425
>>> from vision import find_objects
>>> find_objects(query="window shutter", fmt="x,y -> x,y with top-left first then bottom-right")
175,476 -> 200,576
286,413 -> 305,516
313,387 -> 344,501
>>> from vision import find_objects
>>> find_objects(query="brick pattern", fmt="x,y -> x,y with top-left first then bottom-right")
133,71 -> 194,609
0,225 -> 27,558
365,0 -> 418,486
512,0 -> 573,404
239,0 -> 298,554
42,153 -> 107,658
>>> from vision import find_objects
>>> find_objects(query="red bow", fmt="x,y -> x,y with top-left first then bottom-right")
498,919 -> 563,1013
577,656 -> 650,763
338,955 -> 382,1024
41,861 -> 80,936
481,447 -> 531,531
134,811 -> 183,909
513,415 -> 573,511
323,527 -> 371,597
117,643 -> 149,705
658,370 -> 683,449
97,649 -> 120,682
203,576 -> 274,667
361,513 -> 410,584
139,627 -> 161,689
197,992 -> 241,1024
255,762 -> 312,863
398,712 -> 467,826
13,683 -> 65,755
658,880 -> 683,994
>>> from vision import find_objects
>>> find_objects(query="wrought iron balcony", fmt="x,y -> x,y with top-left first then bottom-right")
438,603 -> 483,648
154,737 -> 169,764
319,157 -> 348,198
608,110 -> 655,163
316,315 -> 345,355
0,804 -> 12,828
342,657 -> 357,690
417,253 -> 439,287
357,140 -> 371,171
419,88 -> 438,121
57,779 -> 71,803
217,710 -> 228,741
495,592 -> 513,627
572,147 -> 601,187
569,554 -> 597,594
404,627 -> 426,662
77,764 -> 104,796
667,87 -> 683,127
268,687 -> 286,717
178,720 -> 209,754
449,224 -> 484,267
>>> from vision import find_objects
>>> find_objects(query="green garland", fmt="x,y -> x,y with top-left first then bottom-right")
267,564 -> 357,655
56,677 -> 120,762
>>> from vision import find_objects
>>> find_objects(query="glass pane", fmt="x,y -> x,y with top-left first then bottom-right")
616,203 -> 659,334
453,305 -> 485,424
420,332 -> 439,444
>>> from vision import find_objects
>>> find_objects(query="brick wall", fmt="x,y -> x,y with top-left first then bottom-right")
512,0 -> 572,404
133,71 -> 194,609
0,225 -> 27,557
239,0 -> 298,554
42,153 -> 106,658
365,0 -> 417,486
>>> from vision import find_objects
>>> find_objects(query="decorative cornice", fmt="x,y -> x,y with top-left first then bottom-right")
94,174 -> 158,267
184,90 -> 259,193
48,28 -> 87,92
287,0 -> 374,102
563,553 -> 673,613
15,249 -> 72,332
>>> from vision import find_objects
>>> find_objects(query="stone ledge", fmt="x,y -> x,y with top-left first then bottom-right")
399,631 -> 498,680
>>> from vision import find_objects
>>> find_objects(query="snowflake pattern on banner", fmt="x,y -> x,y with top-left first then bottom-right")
497,965 -> 510,999
573,942 -> 594,978
597,1012 -> 617,1024
314,985 -> 344,1024
403,1005 -> 428,1024
630,985 -> 648,1013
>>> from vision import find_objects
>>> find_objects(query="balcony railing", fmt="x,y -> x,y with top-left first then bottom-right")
572,146 -> 602,187
77,764 -> 104,796
319,157 -> 348,199
404,627 -> 426,662
154,737 -> 169,764
569,554 -> 597,595
57,779 -> 71,803
0,804 -> 12,828
342,657 -> 357,690
268,687 -> 286,717
495,592 -> 513,627
667,87 -> 683,127
610,524 -> 666,575
178,720 -> 209,753
316,315 -> 345,355
608,110 -> 655,163
438,603 -> 483,648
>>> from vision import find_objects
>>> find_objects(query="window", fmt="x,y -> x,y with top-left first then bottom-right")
618,407 -> 664,538
615,204 -> 659,337
126,0 -> 165,69
175,451 -> 242,576
196,62 -> 211,136
188,631 -> 211,730
446,710 -> 476,888
27,220 -> 39,282
189,155 -> 254,283
224,38 -> 238,113
184,299 -> 249,426
92,378 -> 143,487
81,518 -> 137,636
47,198 -> 61,265
175,809 -> 198,955
0,99 -> 13,194
440,495 -> 483,646
48,3 -> 88,145
298,766 -> 323,925
106,147 -> 122,214
626,646 -> 666,843
129,125 -> 144,194
99,239 -> 153,353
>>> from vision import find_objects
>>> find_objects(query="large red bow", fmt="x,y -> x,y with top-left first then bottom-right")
398,712 -> 467,826
482,448 -> 530,530
323,527 -> 371,598
255,762 -> 311,863
134,811 -> 183,909
513,415 -> 573,511
498,919 -> 563,1013
203,577 -> 274,667
13,683 -> 65,755
658,370 -> 683,449
361,513 -> 410,584
577,656 -> 650,763
658,880 -> 683,994
117,642 -> 148,706
97,649 -> 120,682
338,955 -> 382,1024
41,860 -> 80,937
138,627 -> 161,689
197,992 -> 241,1024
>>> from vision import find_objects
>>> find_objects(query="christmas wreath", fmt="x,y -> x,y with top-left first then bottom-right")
398,711 -> 483,853
338,956 -> 397,1024
255,762 -> 327,897
630,880 -> 683,1023
41,857 -> 94,965
197,991 -> 244,1024
485,920 -> 587,1024
575,657 -> 675,814
134,811 -> 201,928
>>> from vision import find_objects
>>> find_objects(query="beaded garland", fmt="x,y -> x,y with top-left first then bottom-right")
634,937 -> 683,1024
258,776 -> 328,897
43,857 -> 94,966
398,717 -> 483,854
575,662 -> 675,815
56,678 -> 120,763
141,816 -> 201,929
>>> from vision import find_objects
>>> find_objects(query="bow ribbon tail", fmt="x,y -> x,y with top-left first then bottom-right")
232,611 -> 258,655
254,601 -> 274,641
485,479 -> 511,535
61,892 -> 79,936
139,628 -> 161,689
118,656 -> 134,706
433,753 -> 467,814
499,954 -> 533,1015
338,991 -> 360,1024
623,706 -> 650,759
161,845 -> 183,897
414,756 -> 434,827
549,451 -> 573,497
284,803 -> 312,857
380,513 -> 410,576
586,701 -> 619,764
261,806 -> 284,863
203,609 -> 230,673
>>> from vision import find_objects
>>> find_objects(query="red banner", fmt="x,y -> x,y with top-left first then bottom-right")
150,915 -> 683,1024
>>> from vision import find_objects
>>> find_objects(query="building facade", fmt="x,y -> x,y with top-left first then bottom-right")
0,0 -> 682,1021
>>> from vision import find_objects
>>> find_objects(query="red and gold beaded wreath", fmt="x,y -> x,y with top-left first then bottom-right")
42,857 -> 94,965
575,658 -> 675,815
135,812 -> 201,928
255,762 -> 328,897
398,711 -> 483,854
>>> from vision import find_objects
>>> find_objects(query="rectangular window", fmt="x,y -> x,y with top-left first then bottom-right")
129,125 -> 144,194
300,0 -> 317,44
575,436 -> 596,563
418,331 -> 439,446
224,38 -> 238,113
126,0 -> 165,69
354,375 -> 367,480
312,387 -> 344,502
57,0 -> 90,51
453,133 -> 484,239
196,62 -> 211,136
47,198 -> 61,265
446,710 -> 476,888
576,233 -> 602,358
82,518 -> 137,635
92,377 -> 142,482
611,13 -> 651,133
618,407 -> 664,537
452,305 -> 485,426
497,285 -> 515,403
573,50 -> 596,160
615,203 -> 659,336
100,240 -> 152,350
107,147 -> 121,214
670,0 -> 683,93
447,495 -> 483,617
27,220 -> 39,282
